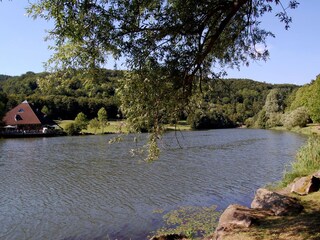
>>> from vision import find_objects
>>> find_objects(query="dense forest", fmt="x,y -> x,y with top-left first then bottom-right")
0,69 -> 122,120
0,70 -> 319,130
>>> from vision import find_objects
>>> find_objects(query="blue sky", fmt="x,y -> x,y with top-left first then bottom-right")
0,1 -> 319,86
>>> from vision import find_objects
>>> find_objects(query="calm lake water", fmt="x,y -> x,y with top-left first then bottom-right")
0,129 -> 306,240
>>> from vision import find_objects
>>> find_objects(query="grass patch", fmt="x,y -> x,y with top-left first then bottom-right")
271,124 -> 320,136
56,120 -> 128,134
85,120 -> 128,134
165,121 -> 191,131
56,120 -> 73,130
57,120 -> 190,134
291,124 -> 320,135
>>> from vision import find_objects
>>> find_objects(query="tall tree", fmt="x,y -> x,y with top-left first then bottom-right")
28,0 -> 299,159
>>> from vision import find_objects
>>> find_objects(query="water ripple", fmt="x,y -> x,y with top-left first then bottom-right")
0,129 -> 306,239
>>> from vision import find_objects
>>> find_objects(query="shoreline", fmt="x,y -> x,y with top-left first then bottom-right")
151,125 -> 320,240
210,125 -> 320,240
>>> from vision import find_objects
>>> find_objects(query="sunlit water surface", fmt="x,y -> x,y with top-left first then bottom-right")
0,129 -> 306,239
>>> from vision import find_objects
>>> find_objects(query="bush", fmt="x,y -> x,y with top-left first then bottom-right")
88,118 -> 100,134
253,109 -> 267,129
187,110 -> 235,130
266,112 -> 283,128
74,112 -> 89,131
282,107 -> 310,130
64,122 -> 81,136
244,117 -> 254,128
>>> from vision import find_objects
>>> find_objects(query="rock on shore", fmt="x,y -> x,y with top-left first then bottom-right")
214,188 -> 304,240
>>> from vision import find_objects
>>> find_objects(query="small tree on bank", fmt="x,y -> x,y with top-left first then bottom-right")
89,118 -> 100,134
64,112 -> 89,135
74,112 -> 89,132
64,122 -> 81,136
97,107 -> 108,133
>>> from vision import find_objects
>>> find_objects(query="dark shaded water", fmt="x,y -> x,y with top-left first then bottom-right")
0,129 -> 306,239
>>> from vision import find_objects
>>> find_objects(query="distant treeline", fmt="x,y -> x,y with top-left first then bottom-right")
0,69 -> 122,120
0,69 -> 319,129
187,78 -> 298,129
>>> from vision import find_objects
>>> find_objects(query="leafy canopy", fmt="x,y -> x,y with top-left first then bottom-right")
27,0 -> 299,160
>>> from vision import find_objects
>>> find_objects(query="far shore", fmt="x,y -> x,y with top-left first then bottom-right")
57,119 -> 320,137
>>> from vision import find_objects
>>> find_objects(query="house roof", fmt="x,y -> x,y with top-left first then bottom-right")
3,100 -> 56,126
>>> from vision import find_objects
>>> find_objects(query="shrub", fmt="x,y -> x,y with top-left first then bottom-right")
188,110 -> 235,130
74,112 -> 89,131
266,112 -> 283,128
64,122 -> 81,136
88,118 -> 100,134
282,107 -> 310,130
253,108 -> 267,129
244,117 -> 254,128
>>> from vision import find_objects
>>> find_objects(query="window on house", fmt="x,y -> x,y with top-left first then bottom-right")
14,114 -> 23,121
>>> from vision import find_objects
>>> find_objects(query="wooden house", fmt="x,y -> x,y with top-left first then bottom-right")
1,100 -> 59,137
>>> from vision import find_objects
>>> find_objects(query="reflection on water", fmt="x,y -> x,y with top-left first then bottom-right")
0,129 -> 306,239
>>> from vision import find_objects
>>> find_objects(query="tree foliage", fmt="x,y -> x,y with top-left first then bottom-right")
0,69 -> 121,120
253,86 -> 296,128
5,0 -> 301,159
27,0 -> 299,131
265,88 -> 285,114
97,107 -> 108,133
64,122 -> 81,136
0,90 -> 8,124
74,112 -> 89,131
64,112 -> 89,136
88,117 -> 100,134
282,106 -> 310,130
289,74 -> 320,123
28,0 -> 298,73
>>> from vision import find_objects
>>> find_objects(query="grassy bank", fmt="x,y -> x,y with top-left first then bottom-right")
56,120 -> 320,239
219,191 -> 320,240
56,120 -> 191,135
56,120 -> 128,134
281,135 -> 320,186
270,124 -> 320,187
272,124 -> 320,136
222,125 -> 320,240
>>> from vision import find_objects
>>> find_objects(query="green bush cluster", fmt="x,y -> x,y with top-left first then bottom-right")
64,112 -> 89,135
187,110 -> 235,130
282,107 -> 310,130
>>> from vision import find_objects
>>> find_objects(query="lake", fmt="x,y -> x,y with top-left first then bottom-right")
0,129 -> 306,239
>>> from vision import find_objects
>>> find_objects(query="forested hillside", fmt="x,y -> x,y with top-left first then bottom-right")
0,69 -> 123,120
182,78 -> 297,129
0,69 -> 303,129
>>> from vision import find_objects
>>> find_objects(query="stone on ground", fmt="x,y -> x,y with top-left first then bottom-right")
251,188 -> 303,216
